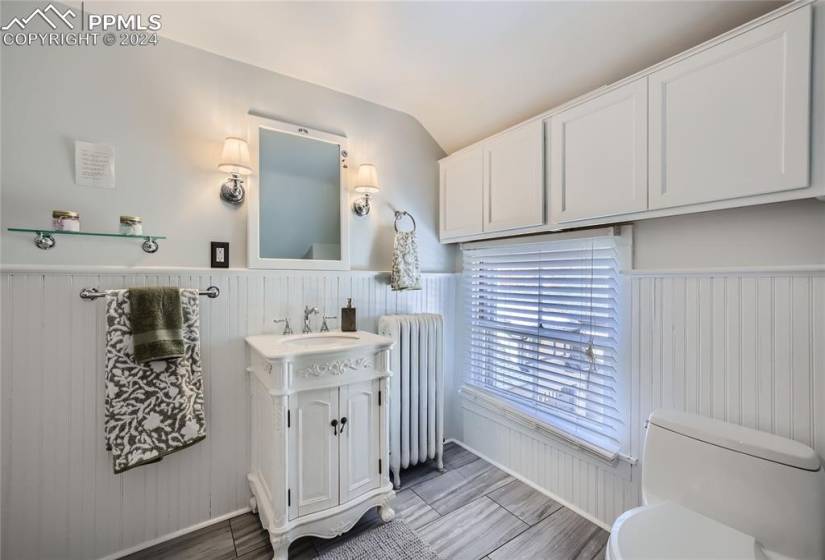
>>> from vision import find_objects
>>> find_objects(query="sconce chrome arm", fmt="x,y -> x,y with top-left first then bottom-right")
352,193 -> 372,216
220,174 -> 246,205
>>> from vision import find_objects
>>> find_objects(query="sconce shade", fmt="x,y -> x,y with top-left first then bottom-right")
354,163 -> 380,194
218,137 -> 252,176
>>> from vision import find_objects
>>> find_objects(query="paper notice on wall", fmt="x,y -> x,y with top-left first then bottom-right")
75,140 -> 115,189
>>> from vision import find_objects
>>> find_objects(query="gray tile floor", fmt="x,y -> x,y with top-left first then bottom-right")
122,443 -> 608,560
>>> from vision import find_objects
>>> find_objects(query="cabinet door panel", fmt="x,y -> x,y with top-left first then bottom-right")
483,120 -> 544,232
549,78 -> 648,224
649,6 -> 811,209
439,147 -> 483,240
339,380 -> 381,503
293,387 -> 339,517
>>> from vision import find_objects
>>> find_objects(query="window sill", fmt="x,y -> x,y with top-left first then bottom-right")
459,384 -> 636,465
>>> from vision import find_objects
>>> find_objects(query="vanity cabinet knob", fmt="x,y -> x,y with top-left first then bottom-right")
339,417 -> 348,434
330,419 -> 339,435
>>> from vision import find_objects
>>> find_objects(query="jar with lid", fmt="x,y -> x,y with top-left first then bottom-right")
52,210 -> 80,232
119,216 -> 143,235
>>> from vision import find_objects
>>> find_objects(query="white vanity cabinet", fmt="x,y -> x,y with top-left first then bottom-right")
290,386 -> 340,518
245,331 -> 395,560
648,5 -> 812,210
548,78 -> 648,223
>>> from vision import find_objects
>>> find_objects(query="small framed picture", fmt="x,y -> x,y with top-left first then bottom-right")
211,242 -> 229,268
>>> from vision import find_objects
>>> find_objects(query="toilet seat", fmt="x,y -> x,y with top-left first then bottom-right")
607,502 -> 761,560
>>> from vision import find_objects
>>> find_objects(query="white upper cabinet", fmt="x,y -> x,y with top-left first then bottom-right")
548,79 -> 648,223
649,6 -> 812,210
483,120 -> 545,233
439,146 -> 484,240
438,4 -> 816,243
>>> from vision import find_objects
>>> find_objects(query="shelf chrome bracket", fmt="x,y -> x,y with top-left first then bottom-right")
34,231 -> 56,250
141,237 -> 159,253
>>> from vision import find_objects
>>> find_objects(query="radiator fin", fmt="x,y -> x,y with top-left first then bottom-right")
379,314 -> 445,489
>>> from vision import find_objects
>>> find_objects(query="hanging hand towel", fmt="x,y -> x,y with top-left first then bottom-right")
129,287 -> 184,363
104,288 -> 206,474
391,230 -> 422,291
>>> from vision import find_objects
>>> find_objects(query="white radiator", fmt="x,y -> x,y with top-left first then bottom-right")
378,313 -> 445,488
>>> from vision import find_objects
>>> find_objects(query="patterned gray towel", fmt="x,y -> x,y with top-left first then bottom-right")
104,288 -> 206,474
390,230 -> 422,291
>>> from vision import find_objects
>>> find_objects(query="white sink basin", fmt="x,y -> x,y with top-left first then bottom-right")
282,334 -> 360,348
246,330 -> 393,360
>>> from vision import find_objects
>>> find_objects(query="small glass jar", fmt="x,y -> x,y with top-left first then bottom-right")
119,215 -> 143,236
52,210 -> 80,232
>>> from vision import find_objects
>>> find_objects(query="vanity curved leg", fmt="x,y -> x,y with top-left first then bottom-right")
270,535 -> 289,560
249,496 -> 258,514
378,504 -> 396,523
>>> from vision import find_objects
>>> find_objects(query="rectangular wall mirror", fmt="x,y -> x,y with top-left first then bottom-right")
247,115 -> 350,269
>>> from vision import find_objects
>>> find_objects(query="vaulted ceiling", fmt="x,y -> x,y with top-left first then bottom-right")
87,1 -> 785,154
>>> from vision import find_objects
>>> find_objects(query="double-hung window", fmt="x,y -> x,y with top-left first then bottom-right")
462,230 -> 629,460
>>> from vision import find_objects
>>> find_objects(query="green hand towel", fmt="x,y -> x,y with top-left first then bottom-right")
129,287 -> 184,363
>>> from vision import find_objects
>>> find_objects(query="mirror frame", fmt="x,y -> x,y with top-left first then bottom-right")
247,114 -> 350,270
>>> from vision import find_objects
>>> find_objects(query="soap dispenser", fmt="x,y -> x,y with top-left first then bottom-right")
341,298 -> 357,332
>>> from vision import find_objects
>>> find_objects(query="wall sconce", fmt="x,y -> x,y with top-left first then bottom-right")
218,137 -> 252,205
352,163 -> 380,216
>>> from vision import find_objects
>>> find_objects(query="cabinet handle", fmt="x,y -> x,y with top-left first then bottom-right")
339,417 -> 348,434
330,419 -> 339,436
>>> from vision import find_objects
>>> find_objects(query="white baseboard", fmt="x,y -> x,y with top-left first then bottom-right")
99,506 -> 252,560
446,438 -> 614,532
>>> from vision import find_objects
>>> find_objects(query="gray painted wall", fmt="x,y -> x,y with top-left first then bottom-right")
0,1 -> 454,271
3,0 -> 823,274
633,199 -> 825,270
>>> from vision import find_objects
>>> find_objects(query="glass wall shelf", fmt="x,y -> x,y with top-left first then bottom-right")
7,228 -> 166,253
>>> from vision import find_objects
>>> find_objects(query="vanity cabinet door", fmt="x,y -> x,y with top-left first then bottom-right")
648,6 -> 811,210
483,120 -> 544,233
338,380 -> 381,503
548,78 -> 648,224
439,146 -> 484,241
293,387 -> 340,517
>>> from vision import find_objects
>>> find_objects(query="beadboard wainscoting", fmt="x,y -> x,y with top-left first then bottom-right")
458,267 -> 825,529
0,268 -> 459,560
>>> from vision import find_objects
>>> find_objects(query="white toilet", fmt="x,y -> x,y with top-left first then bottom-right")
607,409 -> 825,560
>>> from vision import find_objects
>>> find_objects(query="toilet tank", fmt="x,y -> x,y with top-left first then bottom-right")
642,409 -> 825,560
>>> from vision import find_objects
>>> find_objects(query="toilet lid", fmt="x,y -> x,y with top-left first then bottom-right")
609,502 -> 759,560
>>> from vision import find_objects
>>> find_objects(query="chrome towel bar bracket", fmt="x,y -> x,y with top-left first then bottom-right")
79,285 -> 221,301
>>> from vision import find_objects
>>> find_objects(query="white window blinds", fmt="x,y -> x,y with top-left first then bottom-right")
463,234 -> 626,459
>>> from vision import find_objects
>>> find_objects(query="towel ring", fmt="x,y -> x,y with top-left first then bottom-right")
394,211 -> 416,233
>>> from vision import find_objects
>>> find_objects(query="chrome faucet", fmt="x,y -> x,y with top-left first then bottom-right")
303,305 -> 319,333
273,317 -> 293,335
320,314 -> 337,333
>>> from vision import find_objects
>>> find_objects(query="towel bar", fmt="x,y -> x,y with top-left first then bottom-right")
79,286 -> 220,301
